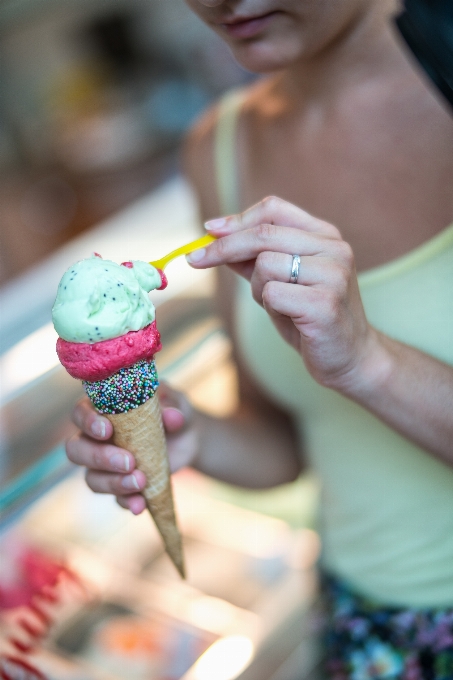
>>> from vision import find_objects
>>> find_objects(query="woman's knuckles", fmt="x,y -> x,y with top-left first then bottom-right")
260,195 -> 286,217
336,240 -> 355,267
328,263 -> 351,297
315,290 -> 342,324
255,250 -> 280,274
322,221 -> 343,240
262,280 -> 281,310
254,222 -> 280,245
210,232 -> 232,262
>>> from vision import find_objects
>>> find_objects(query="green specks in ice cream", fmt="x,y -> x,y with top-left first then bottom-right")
52,255 -> 162,343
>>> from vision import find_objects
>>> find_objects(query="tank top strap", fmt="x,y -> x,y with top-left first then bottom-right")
214,89 -> 247,215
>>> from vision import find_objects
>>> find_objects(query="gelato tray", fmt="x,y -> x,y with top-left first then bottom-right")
53,601 -> 217,680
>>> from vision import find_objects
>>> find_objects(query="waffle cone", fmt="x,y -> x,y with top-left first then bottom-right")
105,395 -> 185,578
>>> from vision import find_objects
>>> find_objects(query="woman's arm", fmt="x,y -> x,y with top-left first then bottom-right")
186,196 -> 453,465
340,330 -> 453,463
193,402 -> 302,488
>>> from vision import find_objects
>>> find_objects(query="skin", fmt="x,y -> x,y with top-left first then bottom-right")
67,0 -> 453,515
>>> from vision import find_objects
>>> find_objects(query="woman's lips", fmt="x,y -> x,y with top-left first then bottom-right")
219,12 -> 280,39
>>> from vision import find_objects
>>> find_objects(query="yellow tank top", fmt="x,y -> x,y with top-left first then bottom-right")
214,90 -> 453,608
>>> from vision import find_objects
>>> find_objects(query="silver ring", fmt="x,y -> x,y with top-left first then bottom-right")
289,255 -> 301,284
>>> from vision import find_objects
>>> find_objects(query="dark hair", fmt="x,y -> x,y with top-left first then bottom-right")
395,0 -> 453,110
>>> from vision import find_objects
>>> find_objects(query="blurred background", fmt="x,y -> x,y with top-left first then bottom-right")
0,2 -> 322,679
0,0 -> 252,283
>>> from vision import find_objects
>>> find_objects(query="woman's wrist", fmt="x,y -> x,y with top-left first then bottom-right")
334,327 -> 396,404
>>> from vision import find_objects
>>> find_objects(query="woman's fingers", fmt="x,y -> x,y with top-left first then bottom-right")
200,195 -> 369,392
68,383 -> 198,515
187,196 -> 348,277
251,252 -> 351,305
262,280 -> 324,322
85,468 -> 146,496
116,494 -> 147,515
162,407 -> 185,433
206,196 -> 338,237
188,224 -> 326,269
66,433 -> 134,473
72,397 -> 112,440
250,251 -> 297,304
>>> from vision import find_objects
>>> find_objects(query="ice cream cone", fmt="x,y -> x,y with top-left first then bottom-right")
52,255 -> 185,578
106,394 -> 185,578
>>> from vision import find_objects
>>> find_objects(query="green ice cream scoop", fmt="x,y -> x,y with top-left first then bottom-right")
52,255 -> 162,343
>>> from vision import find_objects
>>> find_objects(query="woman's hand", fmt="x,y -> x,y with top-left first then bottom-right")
66,383 -> 199,515
187,196 -> 377,394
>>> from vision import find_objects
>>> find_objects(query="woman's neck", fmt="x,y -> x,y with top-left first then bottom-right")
280,1 -> 405,106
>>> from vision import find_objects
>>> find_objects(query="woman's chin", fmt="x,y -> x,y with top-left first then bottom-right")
228,39 -> 302,74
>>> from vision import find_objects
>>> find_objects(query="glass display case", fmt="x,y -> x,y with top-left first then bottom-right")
1,176 -> 323,680
0,4 -> 322,678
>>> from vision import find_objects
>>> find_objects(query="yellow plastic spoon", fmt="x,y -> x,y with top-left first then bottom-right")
149,233 -> 217,271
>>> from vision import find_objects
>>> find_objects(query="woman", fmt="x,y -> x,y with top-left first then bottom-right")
67,0 -> 453,676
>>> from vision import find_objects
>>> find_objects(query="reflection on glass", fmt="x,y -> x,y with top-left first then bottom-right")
192,635 -> 254,680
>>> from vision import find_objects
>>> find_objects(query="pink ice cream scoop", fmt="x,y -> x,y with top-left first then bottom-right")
56,321 -> 162,382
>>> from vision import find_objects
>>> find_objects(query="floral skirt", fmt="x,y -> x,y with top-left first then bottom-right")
320,574 -> 453,680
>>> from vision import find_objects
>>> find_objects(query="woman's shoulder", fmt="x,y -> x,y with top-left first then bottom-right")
181,101 -> 223,221
182,78 -> 279,220
186,77 -> 275,142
